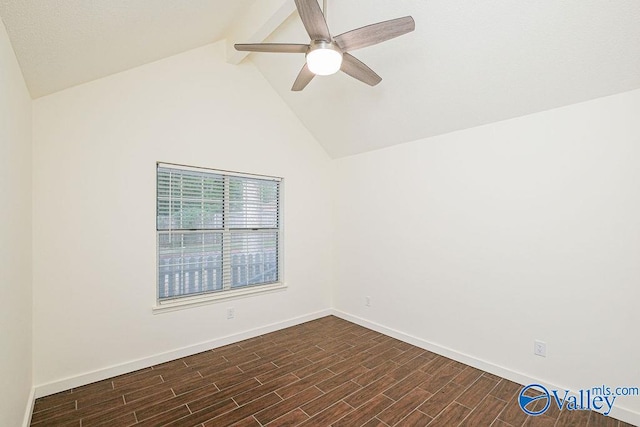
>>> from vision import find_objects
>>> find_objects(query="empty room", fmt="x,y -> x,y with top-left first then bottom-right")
1,0 -> 639,426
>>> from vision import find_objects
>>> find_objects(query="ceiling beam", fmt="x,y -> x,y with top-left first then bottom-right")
226,0 -> 297,65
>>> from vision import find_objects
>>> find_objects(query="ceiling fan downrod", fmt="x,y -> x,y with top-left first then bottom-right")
323,0 -> 327,24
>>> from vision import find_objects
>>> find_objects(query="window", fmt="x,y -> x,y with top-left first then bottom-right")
156,163 -> 283,309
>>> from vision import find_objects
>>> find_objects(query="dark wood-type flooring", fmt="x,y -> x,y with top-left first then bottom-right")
30,316 -> 634,426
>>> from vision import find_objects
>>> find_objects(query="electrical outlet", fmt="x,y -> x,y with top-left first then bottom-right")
227,307 -> 235,320
534,340 -> 547,357
365,296 -> 371,307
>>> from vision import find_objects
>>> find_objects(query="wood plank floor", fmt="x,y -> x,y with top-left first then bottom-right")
30,316 -> 634,426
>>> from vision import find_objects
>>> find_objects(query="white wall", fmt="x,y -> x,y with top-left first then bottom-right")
32,41 -> 333,389
334,89 -> 640,420
0,17 -> 33,427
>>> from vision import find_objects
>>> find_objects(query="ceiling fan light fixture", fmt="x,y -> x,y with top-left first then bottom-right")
306,41 -> 343,76
235,0 -> 415,91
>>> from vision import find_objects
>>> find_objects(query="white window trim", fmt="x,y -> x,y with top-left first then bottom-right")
153,162 -> 285,313
152,282 -> 287,314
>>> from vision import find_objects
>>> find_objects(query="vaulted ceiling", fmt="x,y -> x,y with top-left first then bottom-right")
2,0 -> 640,158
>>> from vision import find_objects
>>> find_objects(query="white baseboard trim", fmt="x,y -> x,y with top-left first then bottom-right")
34,309 -> 332,399
331,309 -> 640,427
22,386 -> 35,427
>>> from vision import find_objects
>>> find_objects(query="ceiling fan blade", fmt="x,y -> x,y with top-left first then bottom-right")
292,64 -> 315,91
334,16 -> 415,52
340,53 -> 382,86
234,43 -> 309,53
294,0 -> 331,41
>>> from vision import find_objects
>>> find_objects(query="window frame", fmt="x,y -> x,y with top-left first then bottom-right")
153,162 -> 285,313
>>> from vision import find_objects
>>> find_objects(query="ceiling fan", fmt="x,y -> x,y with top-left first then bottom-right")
234,0 -> 415,91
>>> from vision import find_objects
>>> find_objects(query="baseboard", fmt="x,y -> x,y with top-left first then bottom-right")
34,309 -> 332,399
22,386 -> 35,427
331,309 -> 640,427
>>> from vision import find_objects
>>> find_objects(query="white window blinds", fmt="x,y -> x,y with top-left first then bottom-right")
157,163 -> 281,301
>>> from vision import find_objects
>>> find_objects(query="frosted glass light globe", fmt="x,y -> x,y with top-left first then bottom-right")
306,46 -> 343,76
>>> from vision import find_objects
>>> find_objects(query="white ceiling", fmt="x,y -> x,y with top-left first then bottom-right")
2,0 -> 640,158
0,0 -> 254,97
252,0 -> 640,157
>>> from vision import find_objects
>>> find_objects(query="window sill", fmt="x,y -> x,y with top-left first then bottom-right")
152,282 -> 287,314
